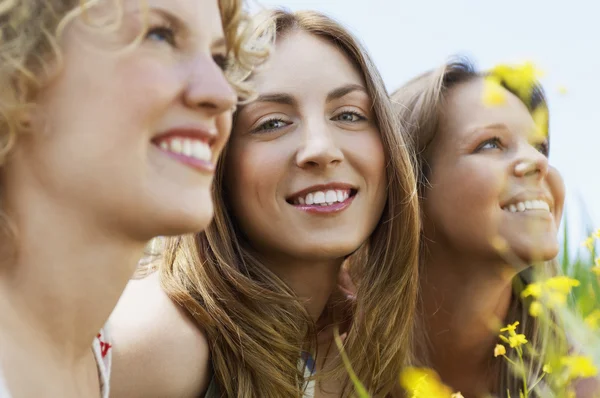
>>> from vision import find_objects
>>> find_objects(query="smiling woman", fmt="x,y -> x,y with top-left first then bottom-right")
392,59 -> 566,397
108,8 -> 419,398
0,0 -> 263,396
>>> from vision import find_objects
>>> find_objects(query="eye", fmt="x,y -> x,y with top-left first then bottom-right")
333,111 -> 366,123
213,54 -> 228,71
533,140 -> 549,157
476,137 -> 503,152
145,25 -> 177,47
253,118 -> 290,133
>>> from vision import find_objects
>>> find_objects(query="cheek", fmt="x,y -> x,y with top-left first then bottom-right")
546,168 -> 565,224
348,130 -> 386,189
425,159 -> 507,235
225,139 -> 286,219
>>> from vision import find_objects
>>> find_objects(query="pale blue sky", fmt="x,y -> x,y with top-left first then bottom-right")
251,0 -> 600,248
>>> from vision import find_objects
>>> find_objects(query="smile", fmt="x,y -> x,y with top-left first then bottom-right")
152,127 -> 216,174
502,199 -> 550,213
286,185 -> 358,214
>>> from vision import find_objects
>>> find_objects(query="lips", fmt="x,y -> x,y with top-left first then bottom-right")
286,184 -> 358,206
152,127 -> 217,173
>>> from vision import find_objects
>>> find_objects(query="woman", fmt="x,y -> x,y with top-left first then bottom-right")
109,9 -> 420,398
391,59 -> 580,396
0,0 -> 262,396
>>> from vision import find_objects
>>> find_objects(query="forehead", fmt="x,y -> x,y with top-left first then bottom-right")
251,29 -> 365,95
123,0 -> 224,34
440,78 -> 536,141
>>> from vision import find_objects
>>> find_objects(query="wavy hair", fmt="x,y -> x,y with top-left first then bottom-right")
158,9 -> 420,397
0,0 -> 267,259
391,58 -> 557,397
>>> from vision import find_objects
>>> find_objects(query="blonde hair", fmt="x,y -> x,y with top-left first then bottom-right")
391,58 -> 556,397
158,9 -> 420,397
0,0 -> 267,253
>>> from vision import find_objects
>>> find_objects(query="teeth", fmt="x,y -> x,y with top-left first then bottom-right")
157,137 -> 212,162
192,141 -> 211,161
294,189 -> 353,205
503,200 -> 550,213
171,138 -> 183,154
313,191 -> 326,204
183,139 -> 192,157
305,193 -> 314,205
325,190 -> 337,204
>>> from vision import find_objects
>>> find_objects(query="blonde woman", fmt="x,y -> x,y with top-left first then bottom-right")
109,9 -> 420,398
0,0 -> 262,396
391,60 -> 600,396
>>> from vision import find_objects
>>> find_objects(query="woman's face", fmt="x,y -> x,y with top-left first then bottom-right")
6,0 -> 236,240
422,78 -> 565,264
225,30 -> 387,262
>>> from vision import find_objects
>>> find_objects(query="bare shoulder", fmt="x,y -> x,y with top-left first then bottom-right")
107,272 -> 211,398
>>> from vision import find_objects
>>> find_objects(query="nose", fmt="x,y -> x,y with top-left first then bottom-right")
295,122 -> 344,169
183,55 -> 237,116
513,142 -> 549,180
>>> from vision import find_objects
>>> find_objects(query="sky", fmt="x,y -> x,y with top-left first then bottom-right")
250,0 -> 600,249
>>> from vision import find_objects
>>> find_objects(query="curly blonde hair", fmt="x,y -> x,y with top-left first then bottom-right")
0,0 -> 268,249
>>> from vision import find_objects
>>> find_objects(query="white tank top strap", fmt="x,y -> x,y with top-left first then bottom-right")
93,327 -> 112,398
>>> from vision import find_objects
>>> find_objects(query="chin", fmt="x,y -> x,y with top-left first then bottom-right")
136,199 -> 215,240
296,239 -> 363,261
512,240 -> 559,264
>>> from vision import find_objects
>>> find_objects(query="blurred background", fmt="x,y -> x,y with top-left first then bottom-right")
250,0 -> 600,253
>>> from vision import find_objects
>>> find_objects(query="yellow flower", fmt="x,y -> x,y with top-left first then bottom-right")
547,291 -> 568,307
558,86 -> 568,95
560,355 -> 599,381
592,265 -> 600,277
399,367 -> 454,398
494,344 -> 506,357
482,77 -> 507,106
583,236 -> 595,251
451,393 -> 465,398
528,300 -> 543,317
593,229 -> 600,239
584,309 -> 600,329
488,62 -> 544,104
544,276 -> 580,294
508,334 -> 528,348
500,321 -> 520,334
521,283 -> 542,299
543,364 -> 553,374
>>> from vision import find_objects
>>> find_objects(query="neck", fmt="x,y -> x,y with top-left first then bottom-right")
266,253 -> 343,322
419,243 -> 516,395
0,188 -> 145,362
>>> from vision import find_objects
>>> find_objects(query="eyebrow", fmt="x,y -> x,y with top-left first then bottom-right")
326,84 -> 368,102
247,83 -> 368,109
253,93 -> 297,106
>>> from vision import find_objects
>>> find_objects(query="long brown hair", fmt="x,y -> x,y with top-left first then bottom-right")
391,58 -> 556,397
158,9 -> 420,397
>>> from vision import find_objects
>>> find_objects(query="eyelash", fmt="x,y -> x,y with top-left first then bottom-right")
476,136 -> 502,152
253,117 -> 290,133
145,23 -> 177,47
476,136 -> 550,157
252,110 -> 366,134
333,110 -> 367,123
213,54 -> 228,71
